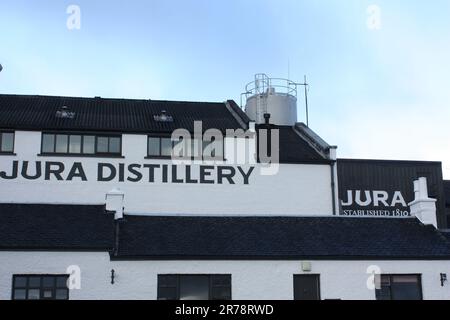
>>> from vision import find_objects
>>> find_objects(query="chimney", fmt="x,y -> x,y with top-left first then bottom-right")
106,188 -> 125,220
408,177 -> 437,228
248,121 -> 256,133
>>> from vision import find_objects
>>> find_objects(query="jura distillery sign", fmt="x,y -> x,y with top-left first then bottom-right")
0,161 -> 255,185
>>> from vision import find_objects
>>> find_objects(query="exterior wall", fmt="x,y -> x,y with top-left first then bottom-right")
0,131 -> 333,216
1,251 -> 450,300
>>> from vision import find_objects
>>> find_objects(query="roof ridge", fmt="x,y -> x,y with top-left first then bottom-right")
0,93 -> 225,105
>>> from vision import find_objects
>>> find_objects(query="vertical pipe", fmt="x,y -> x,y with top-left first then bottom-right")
330,163 -> 337,215
113,220 -> 120,257
329,147 -> 338,215
304,75 -> 309,127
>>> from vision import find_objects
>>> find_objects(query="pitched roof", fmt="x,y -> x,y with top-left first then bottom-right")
0,94 -> 245,133
0,94 -> 331,163
114,215 -> 450,260
0,203 -> 114,251
2,203 -> 450,259
271,125 -> 329,163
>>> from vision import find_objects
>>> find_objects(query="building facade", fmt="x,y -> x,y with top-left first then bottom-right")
1,77 -> 450,300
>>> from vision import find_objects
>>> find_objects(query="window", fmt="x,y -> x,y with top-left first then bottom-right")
147,136 -> 172,157
375,274 -> 422,300
41,133 -> 122,156
148,136 -> 224,160
293,275 -> 321,300
0,131 -> 14,153
12,275 -> 69,300
158,274 -> 231,300
202,137 -> 224,160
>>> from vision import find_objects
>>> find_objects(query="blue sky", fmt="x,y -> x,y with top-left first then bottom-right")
1,0 -> 449,177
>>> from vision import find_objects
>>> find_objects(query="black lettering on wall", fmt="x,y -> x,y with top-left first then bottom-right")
162,164 -> 168,183
0,161 -> 18,180
237,166 -> 255,185
98,163 -> 116,182
127,164 -> 143,182
143,164 -> 160,183
185,165 -> 198,184
200,165 -> 214,184
67,162 -> 87,181
171,165 -> 184,183
118,163 -> 125,182
218,166 -> 236,184
21,161 -> 42,180
45,162 -> 65,181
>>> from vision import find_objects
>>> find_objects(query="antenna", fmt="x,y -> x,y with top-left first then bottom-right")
303,75 -> 309,127
290,75 -> 310,127
287,59 -> 290,80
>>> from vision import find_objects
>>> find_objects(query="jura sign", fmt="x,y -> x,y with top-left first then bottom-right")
340,190 -> 410,217
336,159 -> 445,220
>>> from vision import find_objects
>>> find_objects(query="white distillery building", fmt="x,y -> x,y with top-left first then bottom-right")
1,75 -> 450,300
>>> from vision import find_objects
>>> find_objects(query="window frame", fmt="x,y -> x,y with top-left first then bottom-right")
146,134 -> 173,159
11,274 -> 70,300
146,134 -> 225,160
40,132 -> 123,158
375,274 -> 423,300
157,274 -> 232,300
0,130 -> 15,154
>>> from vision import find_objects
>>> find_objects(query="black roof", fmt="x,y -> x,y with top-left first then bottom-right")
0,94 -> 245,133
114,215 -> 450,260
445,180 -> 450,207
0,204 -> 114,251
0,94 -> 330,163
267,125 -> 328,163
2,203 -> 450,259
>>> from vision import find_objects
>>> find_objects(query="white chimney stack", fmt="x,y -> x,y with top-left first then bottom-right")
248,121 -> 256,133
408,177 -> 437,228
106,188 -> 125,220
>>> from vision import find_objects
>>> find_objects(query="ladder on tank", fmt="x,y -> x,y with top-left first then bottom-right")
254,73 -> 270,123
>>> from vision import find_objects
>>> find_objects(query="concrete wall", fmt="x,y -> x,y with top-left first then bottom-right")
1,251 -> 449,300
0,131 -> 333,216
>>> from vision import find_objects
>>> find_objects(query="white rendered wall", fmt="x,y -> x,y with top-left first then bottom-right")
1,251 -> 449,300
0,131 -> 333,216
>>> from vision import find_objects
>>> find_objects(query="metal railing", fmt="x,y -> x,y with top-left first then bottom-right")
244,73 -> 298,99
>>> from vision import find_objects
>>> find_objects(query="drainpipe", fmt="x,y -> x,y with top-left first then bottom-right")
264,113 -> 271,157
114,221 -> 120,257
329,147 -> 338,215
106,188 -> 125,256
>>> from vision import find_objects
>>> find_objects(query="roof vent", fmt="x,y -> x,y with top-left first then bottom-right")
153,110 -> 173,122
55,106 -> 76,119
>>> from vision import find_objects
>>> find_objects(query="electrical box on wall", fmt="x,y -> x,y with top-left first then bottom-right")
301,261 -> 312,272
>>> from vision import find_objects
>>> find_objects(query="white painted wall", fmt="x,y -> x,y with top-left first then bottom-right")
1,251 -> 449,300
0,131 -> 333,216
